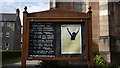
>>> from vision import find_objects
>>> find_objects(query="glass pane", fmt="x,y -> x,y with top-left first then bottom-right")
7,22 -> 11,27
0,22 -> 4,26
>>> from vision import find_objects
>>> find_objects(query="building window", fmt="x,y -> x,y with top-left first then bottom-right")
7,22 -> 11,27
5,43 -> 9,50
0,32 -> 3,37
6,32 -> 10,37
0,22 -> 4,27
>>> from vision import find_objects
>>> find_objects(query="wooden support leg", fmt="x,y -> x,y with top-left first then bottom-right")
21,60 -> 26,68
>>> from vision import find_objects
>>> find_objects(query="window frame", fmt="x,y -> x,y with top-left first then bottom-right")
5,43 -> 9,50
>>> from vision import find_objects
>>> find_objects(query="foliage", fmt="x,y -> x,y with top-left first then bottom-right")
2,50 -> 21,65
2,50 -> 21,59
94,54 -> 109,68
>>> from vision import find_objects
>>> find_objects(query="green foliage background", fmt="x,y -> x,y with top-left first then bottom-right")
2,50 -> 21,65
94,54 -> 109,68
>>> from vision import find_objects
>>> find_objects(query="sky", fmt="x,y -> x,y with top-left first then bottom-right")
0,0 -> 50,25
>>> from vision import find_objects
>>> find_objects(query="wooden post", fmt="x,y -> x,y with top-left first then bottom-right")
87,6 -> 93,68
21,6 -> 28,68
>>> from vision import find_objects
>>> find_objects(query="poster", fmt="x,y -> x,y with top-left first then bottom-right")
29,23 -> 55,58
61,24 -> 82,54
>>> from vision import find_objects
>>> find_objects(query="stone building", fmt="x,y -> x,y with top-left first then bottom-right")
108,2 -> 120,65
0,9 -> 21,50
50,0 -> 120,65
99,0 -> 111,63
99,1 -> 120,65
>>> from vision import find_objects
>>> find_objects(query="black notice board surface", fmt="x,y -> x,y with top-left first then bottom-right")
29,22 -> 56,58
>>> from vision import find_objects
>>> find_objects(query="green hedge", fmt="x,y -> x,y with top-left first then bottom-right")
2,50 -> 21,60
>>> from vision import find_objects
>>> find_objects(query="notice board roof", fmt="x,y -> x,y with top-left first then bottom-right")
26,8 -> 90,18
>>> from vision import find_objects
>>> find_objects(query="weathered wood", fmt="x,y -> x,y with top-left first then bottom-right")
88,6 -> 93,68
21,6 -> 28,68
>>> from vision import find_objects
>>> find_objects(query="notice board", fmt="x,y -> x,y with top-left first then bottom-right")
27,22 -> 86,59
22,6 -> 93,68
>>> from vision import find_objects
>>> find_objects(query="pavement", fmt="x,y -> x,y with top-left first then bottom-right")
1,60 -> 88,68
1,60 -> 42,68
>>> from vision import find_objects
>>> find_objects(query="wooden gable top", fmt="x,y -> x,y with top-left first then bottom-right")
27,8 -> 89,18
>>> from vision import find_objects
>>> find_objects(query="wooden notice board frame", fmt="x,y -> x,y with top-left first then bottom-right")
21,6 -> 93,68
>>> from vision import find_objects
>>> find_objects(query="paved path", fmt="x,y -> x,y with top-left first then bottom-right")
2,60 -> 42,68
1,60 -> 88,68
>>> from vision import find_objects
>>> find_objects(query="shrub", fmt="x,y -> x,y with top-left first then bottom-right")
94,54 -> 109,68
2,50 -> 21,60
